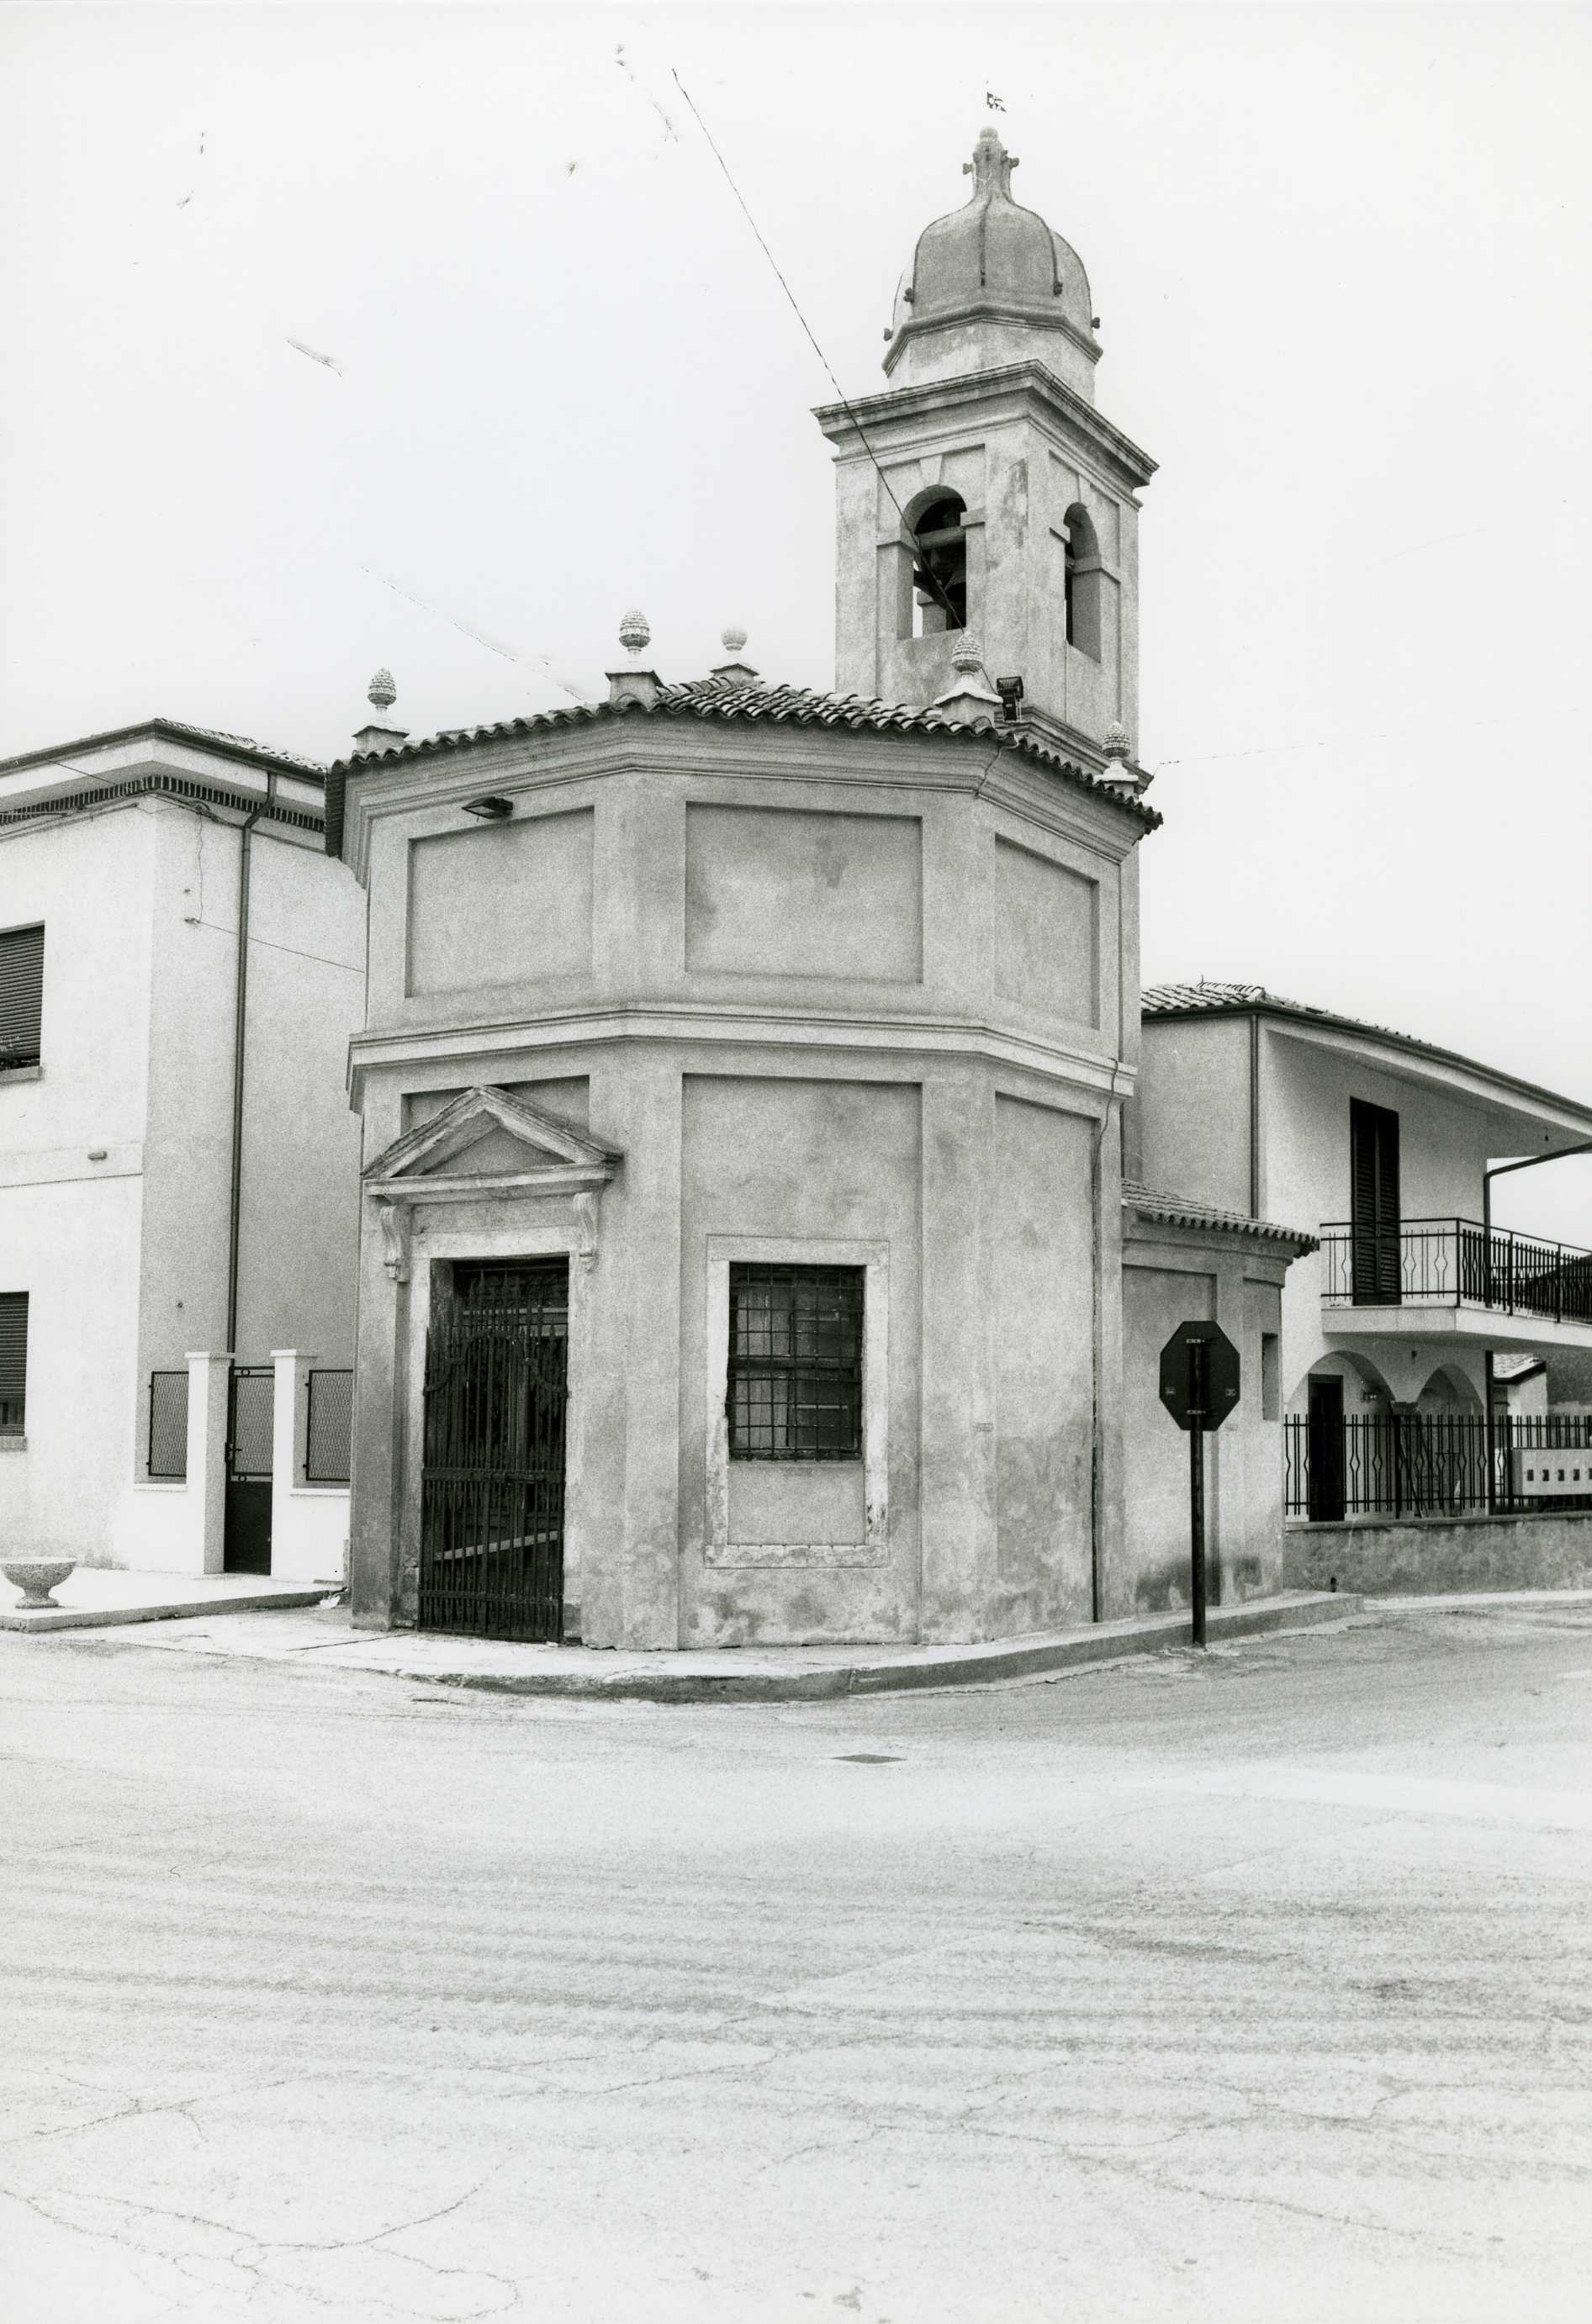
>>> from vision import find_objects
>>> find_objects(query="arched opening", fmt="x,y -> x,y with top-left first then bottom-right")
1062,502 -> 1103,661
1415,1363 -> 1482,1418
908,491 -> 968,636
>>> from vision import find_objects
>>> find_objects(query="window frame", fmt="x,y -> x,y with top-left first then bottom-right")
0,922 -> 45,1075
705,1237 -> 890,1570
0,1290 -> 29,1437
727,1260 -> 865,1464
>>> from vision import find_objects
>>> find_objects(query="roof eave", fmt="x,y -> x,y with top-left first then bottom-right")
1146,996 -> 1592,1142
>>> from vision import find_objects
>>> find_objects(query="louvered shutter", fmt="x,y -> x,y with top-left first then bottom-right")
0,1292 -> 27,1429
0,926 -> 44,1068
1350,1100 -> 1401,1305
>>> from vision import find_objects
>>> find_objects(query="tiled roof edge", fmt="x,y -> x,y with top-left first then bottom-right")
330,683 -> 1161,831
0,716 -> 325,781
1122,1180 -> 1319,1253
1141,981 -> 1592,1128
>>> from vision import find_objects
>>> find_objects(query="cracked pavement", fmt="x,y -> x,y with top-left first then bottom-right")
1,1600 -> 1588,2321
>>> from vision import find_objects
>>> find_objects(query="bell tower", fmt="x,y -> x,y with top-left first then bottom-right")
816,130 -> 1156,777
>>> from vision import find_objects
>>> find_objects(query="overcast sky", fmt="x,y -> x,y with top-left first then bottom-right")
3,3 -> 1589,1233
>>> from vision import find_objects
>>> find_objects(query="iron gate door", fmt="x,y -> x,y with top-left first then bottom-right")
419,1259 -> 569,1640
224,1365 -> 274,1574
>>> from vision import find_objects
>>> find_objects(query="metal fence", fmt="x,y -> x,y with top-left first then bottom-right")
305,1368 -> 353,1485
1286,1410 -> 1592,1521
147,1370 -> 189,1478
1321,1217 -> 1592,1328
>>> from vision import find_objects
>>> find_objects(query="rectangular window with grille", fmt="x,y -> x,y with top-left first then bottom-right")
0,1292 -> 29,1434
0,925 -> 44,1073
727,1262 -> 864,1461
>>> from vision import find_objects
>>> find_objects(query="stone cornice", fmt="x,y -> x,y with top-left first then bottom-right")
883,298 -> 1103,379
814,359 -> 1157,494
346,1005 -> 1138,1107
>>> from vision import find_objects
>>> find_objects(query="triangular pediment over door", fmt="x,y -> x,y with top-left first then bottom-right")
362,1085 -> 621,1278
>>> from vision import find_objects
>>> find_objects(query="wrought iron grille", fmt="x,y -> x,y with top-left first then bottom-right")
1321,1217 -> 1592,1327
727,1262 -> 864,1461
419,1260 -> 569,1642
1285,1410 -> 1592,1520
226,1366 -> 275,1482
304,1368 -> 352,1484
147,1371 -> 189,1478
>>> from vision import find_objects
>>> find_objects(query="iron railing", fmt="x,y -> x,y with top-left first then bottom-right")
1320,1217 -> 1592,1327
304,1368 -> 352,1484
147,1370 -> 189,1478
1285,1410 -> 1592,1521
420,1260 -> 569,1642
226,1365 -> 275,1482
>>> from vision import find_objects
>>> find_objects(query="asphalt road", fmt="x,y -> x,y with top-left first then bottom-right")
1,1600 -> 1588,2324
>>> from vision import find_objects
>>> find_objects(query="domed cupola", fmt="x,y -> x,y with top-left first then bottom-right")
886,129 -> 1101,400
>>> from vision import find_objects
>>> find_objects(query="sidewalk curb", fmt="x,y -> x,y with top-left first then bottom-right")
0,1585 -> 332,1635
394,1591 -> 1362,1706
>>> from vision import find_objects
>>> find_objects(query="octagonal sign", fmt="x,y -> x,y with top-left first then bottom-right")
1158,1320 -> 1241,1432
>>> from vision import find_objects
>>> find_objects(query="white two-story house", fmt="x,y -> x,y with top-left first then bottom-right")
0,719 -> 366,1579
1134,981 -> 1592,1543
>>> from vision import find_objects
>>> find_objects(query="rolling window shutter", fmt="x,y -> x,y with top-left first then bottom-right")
0,926 -> 44,1067
0,1292 -> 28,1417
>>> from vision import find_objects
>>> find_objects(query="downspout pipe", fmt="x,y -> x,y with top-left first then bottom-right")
1479,1138 -> 1592,1509
225,783 -> 273,1355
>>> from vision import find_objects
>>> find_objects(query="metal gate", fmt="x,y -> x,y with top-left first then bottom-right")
224,1365 -> 274,1574
419,1259 -> 569,1640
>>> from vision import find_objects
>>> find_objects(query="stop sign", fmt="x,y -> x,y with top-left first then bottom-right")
1159,1320 -> 1241,1431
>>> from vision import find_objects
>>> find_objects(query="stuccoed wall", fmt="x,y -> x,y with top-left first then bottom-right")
677,1074 -> 921,1649
0,1174 -> 145,1565
1263,1031 -> 1509,1406
1136,1017 -> 1252,1216
1119,1218 -> 1290,1614
135,808 -> 365,1495
1283,1512 -> 1592,1596
343,713 -> 1146,1649
0,808 -> 156,1564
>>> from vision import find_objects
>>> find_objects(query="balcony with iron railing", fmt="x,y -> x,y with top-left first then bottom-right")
1320,1217 -> 1592,1347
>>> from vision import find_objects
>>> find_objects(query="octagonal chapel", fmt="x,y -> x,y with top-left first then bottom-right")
329,134 -> 1296,1649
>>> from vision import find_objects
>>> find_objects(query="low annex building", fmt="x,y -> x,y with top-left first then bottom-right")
330,135 -> 1309,1650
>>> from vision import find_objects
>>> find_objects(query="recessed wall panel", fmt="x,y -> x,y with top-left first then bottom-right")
685,805 -> 922,982
993,836 -> 1098,1027
406,809 -> 593,997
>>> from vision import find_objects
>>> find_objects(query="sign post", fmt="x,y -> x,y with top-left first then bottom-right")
1158,1321 -> 1241,1649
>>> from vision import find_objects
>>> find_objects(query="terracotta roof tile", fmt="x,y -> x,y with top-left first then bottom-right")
336,673 -> 1161,829
1122,1180 -> 1319,1252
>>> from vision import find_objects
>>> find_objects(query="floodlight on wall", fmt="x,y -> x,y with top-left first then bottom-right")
995,675 -> 1024,723
462,795 -> 513,821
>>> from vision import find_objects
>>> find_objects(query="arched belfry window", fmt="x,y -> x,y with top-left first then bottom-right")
1062,502 -> 1103,662
908,491 -> 968,637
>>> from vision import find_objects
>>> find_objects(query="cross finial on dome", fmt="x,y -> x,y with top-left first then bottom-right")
962,127 -> 1017,199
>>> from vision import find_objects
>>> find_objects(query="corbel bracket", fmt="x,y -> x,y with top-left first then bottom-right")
373,1195 -> 412,1284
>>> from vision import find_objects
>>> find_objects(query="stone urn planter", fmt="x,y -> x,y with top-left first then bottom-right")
2,1559 -> 77,1609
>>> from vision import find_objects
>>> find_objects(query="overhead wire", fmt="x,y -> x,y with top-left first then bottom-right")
669,66 -> 1007,702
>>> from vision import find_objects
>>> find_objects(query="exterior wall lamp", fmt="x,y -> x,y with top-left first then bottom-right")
462,795 -> 513,821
